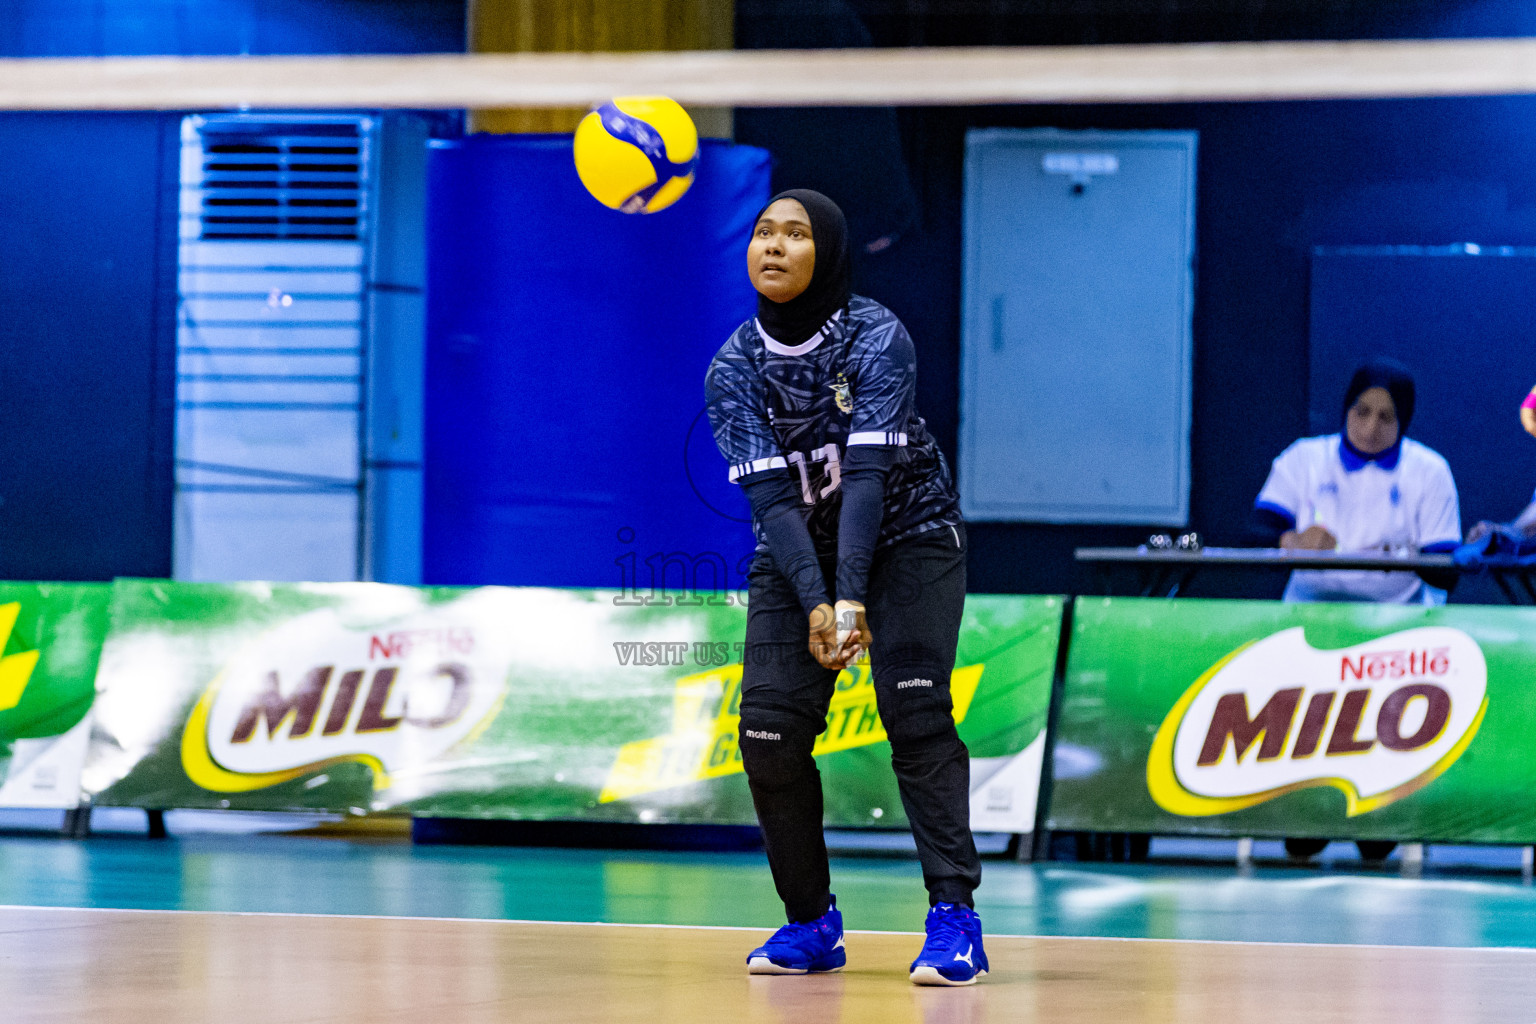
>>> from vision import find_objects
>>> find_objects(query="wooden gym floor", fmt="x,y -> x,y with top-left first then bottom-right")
5,905 -> 1536,1023
6,820 -> 1536,1021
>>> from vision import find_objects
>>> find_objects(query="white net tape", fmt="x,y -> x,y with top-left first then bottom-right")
1,38 -> 1535,110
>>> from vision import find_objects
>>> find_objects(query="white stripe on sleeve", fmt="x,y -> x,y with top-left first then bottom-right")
847,431 -> 907,446
728,455 -> 788,482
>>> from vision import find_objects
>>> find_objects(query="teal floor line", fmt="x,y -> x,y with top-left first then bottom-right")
4,831 -> 1536,949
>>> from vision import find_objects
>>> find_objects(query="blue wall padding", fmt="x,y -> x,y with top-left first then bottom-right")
423,135 -> 770,588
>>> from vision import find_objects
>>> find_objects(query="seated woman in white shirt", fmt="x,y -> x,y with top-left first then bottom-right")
1250,358 -> 1462,605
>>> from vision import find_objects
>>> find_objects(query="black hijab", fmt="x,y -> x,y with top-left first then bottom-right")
1343,357 -> 1416,435
754,189 -> 852,346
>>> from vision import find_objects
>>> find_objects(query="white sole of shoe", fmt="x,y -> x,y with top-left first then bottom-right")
747,956 -> 845,975
909,965 -> 986,987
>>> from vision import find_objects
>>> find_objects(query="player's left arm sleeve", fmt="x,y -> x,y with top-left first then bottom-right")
834,446 -> 897,605
835,318 -> 912,602
1418,463 -> 1463,552
846,319 -> 916,447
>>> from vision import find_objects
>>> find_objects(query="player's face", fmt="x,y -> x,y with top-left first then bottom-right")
749,199 -> 815,303
1346,386 -> 1400,454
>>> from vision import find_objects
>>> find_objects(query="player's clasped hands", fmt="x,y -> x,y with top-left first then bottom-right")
808,601 -> 872,670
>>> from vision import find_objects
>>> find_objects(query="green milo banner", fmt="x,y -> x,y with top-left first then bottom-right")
86,580 -> 1060,831
0,583 -> 110,808
1049,597 -> 1536,842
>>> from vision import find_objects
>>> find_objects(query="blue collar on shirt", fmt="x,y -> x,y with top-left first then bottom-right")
1339,434 -> 1402,472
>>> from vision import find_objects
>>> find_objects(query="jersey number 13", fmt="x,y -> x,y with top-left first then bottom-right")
786,444 -> 842,505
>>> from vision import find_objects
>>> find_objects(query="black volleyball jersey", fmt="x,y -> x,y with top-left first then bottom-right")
705,294 -> 961,554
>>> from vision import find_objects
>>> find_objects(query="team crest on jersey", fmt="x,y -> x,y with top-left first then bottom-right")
830,373 -> 853,414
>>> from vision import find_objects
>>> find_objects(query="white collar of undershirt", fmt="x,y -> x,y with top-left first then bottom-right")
756,309 -> 842,356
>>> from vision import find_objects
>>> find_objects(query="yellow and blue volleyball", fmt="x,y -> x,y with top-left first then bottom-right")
573,96 -> 698,214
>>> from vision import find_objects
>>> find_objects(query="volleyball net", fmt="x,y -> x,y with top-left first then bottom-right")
0,37 -> 1534,110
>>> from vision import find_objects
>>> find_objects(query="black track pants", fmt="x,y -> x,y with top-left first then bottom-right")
737,522 -> 980,923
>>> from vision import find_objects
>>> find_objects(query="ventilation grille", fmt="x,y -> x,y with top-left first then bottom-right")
188,120 -> 369,241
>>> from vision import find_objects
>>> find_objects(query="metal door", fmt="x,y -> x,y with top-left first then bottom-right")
961,128 -> 1196,525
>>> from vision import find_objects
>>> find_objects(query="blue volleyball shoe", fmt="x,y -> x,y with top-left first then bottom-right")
746,897 -> 846,975
909,902 -> 988,986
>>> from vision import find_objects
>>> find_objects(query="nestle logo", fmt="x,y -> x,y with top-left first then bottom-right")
368,628 -> 475,661
743,729 -> 781,740
1340,648 -> 1449,681
896,678 -> 934,689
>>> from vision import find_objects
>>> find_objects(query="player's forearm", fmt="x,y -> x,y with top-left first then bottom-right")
834,446 -> 896,604
741,469 -> 830,614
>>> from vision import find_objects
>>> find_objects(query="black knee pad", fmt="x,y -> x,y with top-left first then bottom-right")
737,708 -> 818,790
874,666 -> 963,759
887,722 -> 967,765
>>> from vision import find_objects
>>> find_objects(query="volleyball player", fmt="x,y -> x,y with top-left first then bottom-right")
705,189 -> 986,986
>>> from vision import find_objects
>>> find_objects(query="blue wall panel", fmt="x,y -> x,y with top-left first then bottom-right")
0,113 -> 177,580
423,136 -> 770,589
